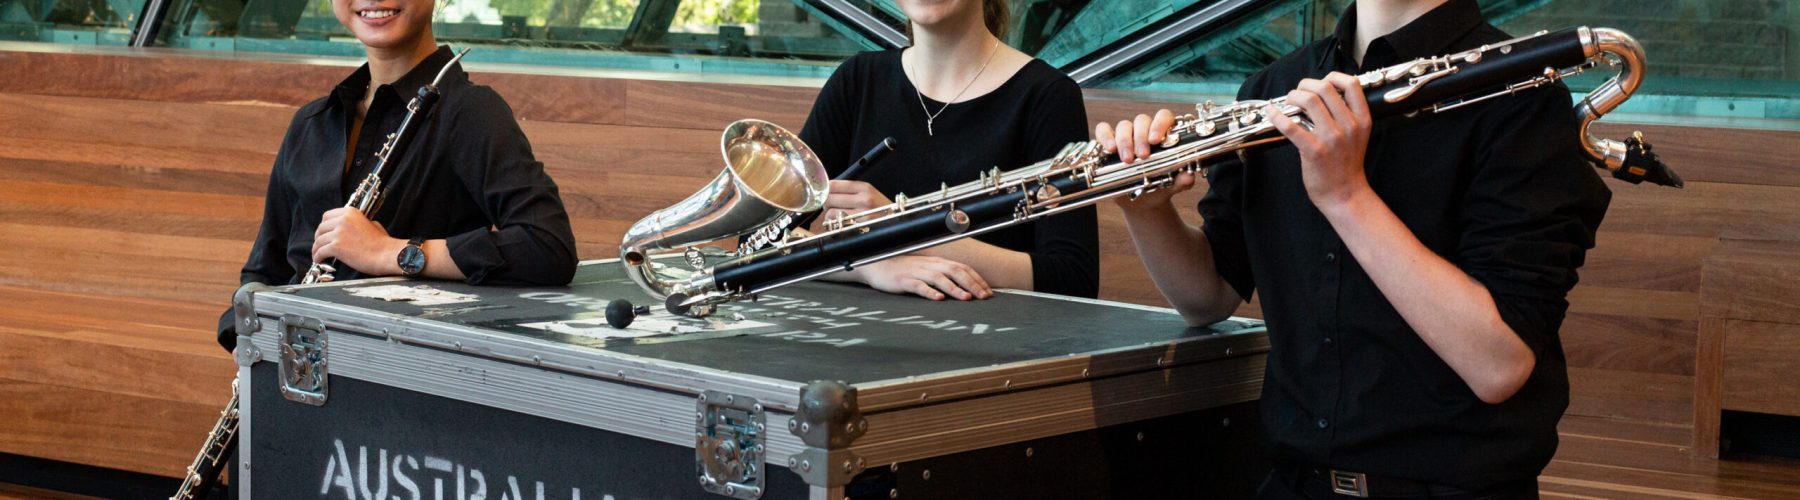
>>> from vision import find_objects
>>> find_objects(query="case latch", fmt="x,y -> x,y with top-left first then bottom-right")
696,390 -> 765,499
278,314 -> 328,406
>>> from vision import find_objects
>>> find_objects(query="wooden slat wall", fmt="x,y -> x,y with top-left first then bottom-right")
2,47 -> 1797,478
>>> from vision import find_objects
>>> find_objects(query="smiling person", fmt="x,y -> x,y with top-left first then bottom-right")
800,0 -> 1099,301
1098,0 -> 1610,498
215,0 -> 577,352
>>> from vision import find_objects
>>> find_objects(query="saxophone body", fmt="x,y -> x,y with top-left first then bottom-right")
620,27 -> 1679,317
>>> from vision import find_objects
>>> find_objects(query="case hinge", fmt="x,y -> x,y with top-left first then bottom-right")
278,314 -> 328,406
696,390 -> 765,499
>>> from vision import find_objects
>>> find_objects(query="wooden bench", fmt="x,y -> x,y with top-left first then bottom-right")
1695,239 -> 1800,457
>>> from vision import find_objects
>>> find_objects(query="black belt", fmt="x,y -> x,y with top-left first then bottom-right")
1274,464 -> 1484,498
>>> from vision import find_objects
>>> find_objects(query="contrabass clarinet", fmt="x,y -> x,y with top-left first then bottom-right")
620,26 -> 1680,317
171,48 -> 471,500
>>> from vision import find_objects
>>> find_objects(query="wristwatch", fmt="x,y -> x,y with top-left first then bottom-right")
397,236 -> 426,278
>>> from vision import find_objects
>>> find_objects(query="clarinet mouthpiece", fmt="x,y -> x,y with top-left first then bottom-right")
1612,132 -> 1683,188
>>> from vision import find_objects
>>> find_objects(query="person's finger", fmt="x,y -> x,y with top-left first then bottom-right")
1132,113 -> 1154,158
313,240 -> 335,263
944,263 -> 991,299
1324,72 -> 1370,124
1266,103 -> 1316,151
1299,78 -> 1354,134
825,193 -> 864,212
315,213 -> 342,239
1148,109 -> 1176,146
1113,120 -> 1136,163
310,229 -> 331,258
1173,170 -> 1196,190
1288,82 -> 1337,128
902,278 -> 943,301
1095,121 -> 1117,153
920,270 -> 972,301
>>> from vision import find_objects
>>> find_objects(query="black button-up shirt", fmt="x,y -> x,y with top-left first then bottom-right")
217,46 -> 578,350
1199,1 -> 1611,489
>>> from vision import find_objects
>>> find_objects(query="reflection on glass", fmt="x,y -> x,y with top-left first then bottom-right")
0,0 -> 143,43
236,0 -> 864,74
1080,0 -> 1800,121
2,0 -> 1795,123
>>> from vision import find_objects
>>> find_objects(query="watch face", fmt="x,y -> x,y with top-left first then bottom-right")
398,244 -> 426,277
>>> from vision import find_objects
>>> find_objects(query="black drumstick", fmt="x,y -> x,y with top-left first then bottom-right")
792,137 -> 897,230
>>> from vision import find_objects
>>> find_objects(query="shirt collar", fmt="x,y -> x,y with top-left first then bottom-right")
1318,0 -> 1484,70
326,45 -> 457,113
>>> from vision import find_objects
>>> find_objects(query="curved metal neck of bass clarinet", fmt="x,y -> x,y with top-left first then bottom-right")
1575,26 -> 1645,170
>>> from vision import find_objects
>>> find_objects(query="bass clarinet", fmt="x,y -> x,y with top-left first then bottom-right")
621,27 -> 1679,317
172,47 -> 471,499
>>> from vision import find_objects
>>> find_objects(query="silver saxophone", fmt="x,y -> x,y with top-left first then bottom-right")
620,27 -> 1679,317
173,48 -> 471,500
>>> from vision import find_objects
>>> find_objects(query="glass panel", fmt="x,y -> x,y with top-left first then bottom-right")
155,0 -> 877,78
5,0 -> 1794,125
1083,0 -> 1800,125
0,0 -> 146,44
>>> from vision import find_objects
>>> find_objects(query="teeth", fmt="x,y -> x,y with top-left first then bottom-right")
360,10 -> 395,19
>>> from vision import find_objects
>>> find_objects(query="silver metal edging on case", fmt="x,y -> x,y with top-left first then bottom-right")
251,291 -> 804,410
849,314 -> 1268,411
248,325 -> 815,463
992,288 -> 1185,314
846,354 -> 1266,467
236,363 -> 254,499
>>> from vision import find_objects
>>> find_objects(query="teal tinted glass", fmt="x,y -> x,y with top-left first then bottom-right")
1077,0 -> 1800,124
5,0 -> 1797,125
1,0 -> 146,44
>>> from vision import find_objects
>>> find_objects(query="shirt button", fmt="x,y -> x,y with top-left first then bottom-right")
1323,337 -> 1333,345
1325,251 -> 1338,262
354,158 -> 365,167
1317,418 -> 1330,429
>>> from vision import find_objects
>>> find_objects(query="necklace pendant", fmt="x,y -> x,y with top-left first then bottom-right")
926,117 -> 934,136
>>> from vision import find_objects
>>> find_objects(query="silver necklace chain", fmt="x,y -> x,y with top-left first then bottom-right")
908,40 -> 1001,136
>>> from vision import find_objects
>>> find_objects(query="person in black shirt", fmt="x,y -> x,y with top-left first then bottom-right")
216,0 -> 577,351
1100,0 -> 1609,497
799,0 -> 1099,300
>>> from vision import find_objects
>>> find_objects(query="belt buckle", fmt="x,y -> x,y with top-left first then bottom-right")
1329,470 -> 1370,498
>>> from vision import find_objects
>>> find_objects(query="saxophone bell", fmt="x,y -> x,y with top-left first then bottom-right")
619,119 -> 829,309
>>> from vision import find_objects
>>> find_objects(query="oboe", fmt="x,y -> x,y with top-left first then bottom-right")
172,48 -> 470,500
622,27 -> 1680,317
301,47 -> 472,284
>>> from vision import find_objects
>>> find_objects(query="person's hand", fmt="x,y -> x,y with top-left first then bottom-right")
1095,109 -> 1192,214
1265,72 -> 1373,210
851,255 -> 993,301
820,180 -> 894,223
312,208 -> 405,276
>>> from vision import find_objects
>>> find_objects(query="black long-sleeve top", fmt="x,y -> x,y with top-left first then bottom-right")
798,50 -> 1099,297
1198,0 -> 1611,490
217,46 -> 578,351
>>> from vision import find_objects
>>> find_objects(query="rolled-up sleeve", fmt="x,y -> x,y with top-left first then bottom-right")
1455,88 -> 1612,355
442,89 -> 579,286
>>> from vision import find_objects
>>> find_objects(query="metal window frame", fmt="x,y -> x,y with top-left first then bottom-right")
1064,0 -> 1271,86
798,0 -> 908,49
